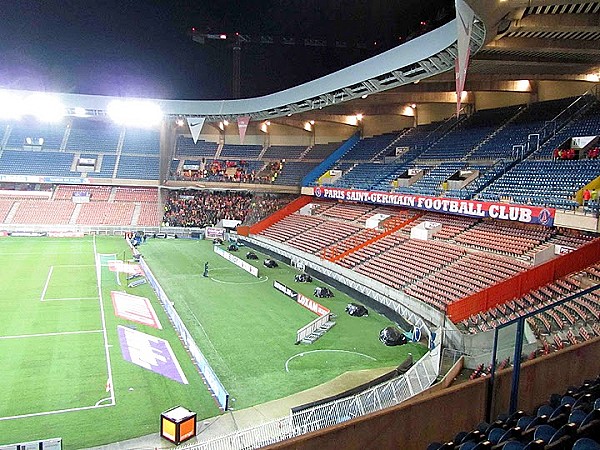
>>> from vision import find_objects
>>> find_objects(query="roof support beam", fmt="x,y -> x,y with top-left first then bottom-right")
485,36 -> 600,55
510,12 -> 600,33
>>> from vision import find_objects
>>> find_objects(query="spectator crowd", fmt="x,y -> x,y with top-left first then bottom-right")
173,159 -> 284,184
162,189 -> 297,228
552,146 -> 600,160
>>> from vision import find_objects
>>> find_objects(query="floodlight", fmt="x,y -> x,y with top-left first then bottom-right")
176,118 -> 185,127
223,120 -> 229,126
260,123 -> 268,133
309,120 -> 315,125
586,74 -> 600,82
25,137 -> 32,145
355,113 -> 363,121
73,107 -> 87,117
0,91 -> 24,119
24,94 -> 65,122
38,138 -> 44,145
107,99 -> 163,127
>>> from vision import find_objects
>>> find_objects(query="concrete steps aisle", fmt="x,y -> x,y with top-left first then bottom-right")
4,201 -> 20,224
69,203 -> 82,225
131,203 -> 142,226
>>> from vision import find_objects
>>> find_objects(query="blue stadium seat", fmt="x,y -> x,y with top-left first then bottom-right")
533,424 -> 557,443
573,438 -> 600,450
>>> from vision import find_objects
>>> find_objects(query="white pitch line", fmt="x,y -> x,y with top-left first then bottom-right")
1,251 -> 91,256
0,402 -> 113,422
52,264 -> 96,268
93,234 -> 116,406
40,266 -> 54,302
285,349 -> 377,373
210,275 -> 269,284
0,330 -> 103,340
95,397 -> 112,407
42,297 -> 99,302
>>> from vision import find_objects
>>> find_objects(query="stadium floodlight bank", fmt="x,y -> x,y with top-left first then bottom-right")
137,255 -> 230,411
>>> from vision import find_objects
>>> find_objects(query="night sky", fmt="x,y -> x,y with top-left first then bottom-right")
0,0 -> 453,100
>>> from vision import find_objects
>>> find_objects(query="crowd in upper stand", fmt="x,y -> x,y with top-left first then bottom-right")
553,146 -> 599,160
161,189 -> 296,228
173,159 -> 284,184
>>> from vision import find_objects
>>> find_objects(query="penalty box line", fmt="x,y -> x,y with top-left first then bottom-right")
93,235 -> 116,406
40,265 -> 99,302
0,328 -> 115,421
0,329 -> 103,340
0,402 -> 114,422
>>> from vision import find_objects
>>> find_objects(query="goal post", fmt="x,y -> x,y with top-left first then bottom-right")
96,253 -> 120,286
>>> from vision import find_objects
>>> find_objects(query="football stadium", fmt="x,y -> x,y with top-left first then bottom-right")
1,1 -> 600,449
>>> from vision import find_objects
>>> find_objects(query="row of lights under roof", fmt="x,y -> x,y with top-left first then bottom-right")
205,115 -> 366,133
0,91 -> 163,127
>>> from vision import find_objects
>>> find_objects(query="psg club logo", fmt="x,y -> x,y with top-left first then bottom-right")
314,186 -> 323,198
538,208 -> 552,226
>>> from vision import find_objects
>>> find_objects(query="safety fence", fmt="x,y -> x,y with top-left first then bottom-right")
138,255 -> 230,410
213,244 -> 259,277
178,337 -> 441,450
0,438 -> 61,450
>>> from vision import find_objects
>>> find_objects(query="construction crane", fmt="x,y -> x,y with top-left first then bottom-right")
189,28 -> 375,99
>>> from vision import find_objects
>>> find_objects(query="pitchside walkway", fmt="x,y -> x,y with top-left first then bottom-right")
85,366 -> 395,450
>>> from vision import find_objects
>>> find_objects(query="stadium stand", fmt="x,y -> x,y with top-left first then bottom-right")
220,143 -> 263,159
94,154 -> 118,178
0,150 -> 75,177
53,184 -> 112,201
262,145 -> 308,160
339,131 -> 403,161
115,155 -> 159,180
303,142 -> 342,160
121,128 -> 161,155
274,161 -> 321,185
9,200 -> 76,225
66,119 -> 121,153
76,201 -> 136,225
478,159 -> 600,210
427,377 -> 600,450
4,120 -> 65,151
175,136 -> 218,157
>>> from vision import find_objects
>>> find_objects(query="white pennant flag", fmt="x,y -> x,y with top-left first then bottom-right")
186,117 -> 205,144
237,116 -> 250,144
455,0 -> 474,115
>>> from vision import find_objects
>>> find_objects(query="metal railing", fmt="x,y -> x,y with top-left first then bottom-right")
178,335 -> 441,450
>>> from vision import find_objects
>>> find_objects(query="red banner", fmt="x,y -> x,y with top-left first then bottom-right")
297,293 -> 330,317
312,186 -> 555,226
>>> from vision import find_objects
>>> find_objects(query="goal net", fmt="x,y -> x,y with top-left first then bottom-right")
96,253 -> 121,286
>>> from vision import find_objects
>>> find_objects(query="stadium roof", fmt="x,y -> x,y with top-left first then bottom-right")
303,0 -> 600,118
1,0 -> 598,123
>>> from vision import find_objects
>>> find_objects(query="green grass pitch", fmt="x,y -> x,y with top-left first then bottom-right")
141,239 -> 428,409
0,236 -> 427,448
